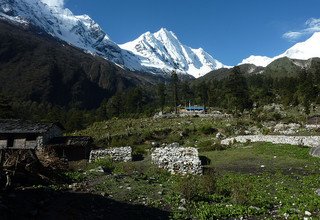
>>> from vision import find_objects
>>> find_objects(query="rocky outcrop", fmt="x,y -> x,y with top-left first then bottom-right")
273,123 -> 301,135
151,143 -> 202,175
310,147 -> 320,157
89,147 -> 132,163
221,135 -> 320,148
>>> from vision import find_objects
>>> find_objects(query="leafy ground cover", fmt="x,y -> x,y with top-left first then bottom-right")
57,141 -> 320,219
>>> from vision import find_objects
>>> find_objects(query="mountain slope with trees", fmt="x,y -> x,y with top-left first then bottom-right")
0,20 -> 164,109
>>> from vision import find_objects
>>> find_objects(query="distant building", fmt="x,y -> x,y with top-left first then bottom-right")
180,105 -> 207,114
0,119 -> 92,161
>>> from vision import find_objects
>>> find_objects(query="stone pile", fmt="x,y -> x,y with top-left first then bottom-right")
306,124 -> 320,131
89,146 -> 132,163
273,123 -> 301,135
151,143 -> 202,175
221,135 -> 320,148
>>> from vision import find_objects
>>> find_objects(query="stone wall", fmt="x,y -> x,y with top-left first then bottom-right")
221,135 -> 320,148
89,146 -> 132,163
151,143 -> 202,175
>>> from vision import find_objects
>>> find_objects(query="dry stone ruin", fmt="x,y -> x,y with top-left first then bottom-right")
89,146 -> 132,163
221,135 -> 320,148
151,143 -> 202,175
221,135 -> 320,157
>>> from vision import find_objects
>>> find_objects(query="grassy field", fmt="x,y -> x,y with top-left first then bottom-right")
61,142 -> 320,219
67,119 -> 320,219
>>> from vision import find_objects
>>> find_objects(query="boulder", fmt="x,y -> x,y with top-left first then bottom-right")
310,147 -> 320,157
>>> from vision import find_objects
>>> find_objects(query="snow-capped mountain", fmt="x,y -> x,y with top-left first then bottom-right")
0,0 -> 225,78
0,0 -> 134,65
240,32 -> 320,67
120,28 -> 226,78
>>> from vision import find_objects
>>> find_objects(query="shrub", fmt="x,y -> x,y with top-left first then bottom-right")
176,176 -> 200,201
132,146 -> 147,161
198,140 -> 227,152
199,168 -> 217,195
199,125 -> 218,135
87,157 -> 115,174
176,171 -> 217,201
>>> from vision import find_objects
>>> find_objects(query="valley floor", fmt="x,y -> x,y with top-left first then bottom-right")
2,115 -> 320,219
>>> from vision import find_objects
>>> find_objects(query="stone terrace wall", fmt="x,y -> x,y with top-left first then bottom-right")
221,135 -> 320,148
89,146 -> 132,163
151,143 -> 202,175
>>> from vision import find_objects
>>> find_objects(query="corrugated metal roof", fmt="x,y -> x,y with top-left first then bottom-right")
48,136 -> 93,147
186,106 -> 206,111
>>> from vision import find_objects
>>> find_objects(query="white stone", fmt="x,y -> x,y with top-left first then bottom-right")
305,211 -> 312,216
316,189 -> 320,196
151,143 -> 202,175
89,146 -> 132,163
221,135 -> 320,148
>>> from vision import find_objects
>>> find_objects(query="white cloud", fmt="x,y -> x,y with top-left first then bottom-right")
40,0 -> 64,8
283,31 -> 303,41
283,18 -> 320,41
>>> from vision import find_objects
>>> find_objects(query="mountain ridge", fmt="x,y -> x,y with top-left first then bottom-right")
240,32 -> 320,67
120,28 -> 226,78
0,0 -> 225,78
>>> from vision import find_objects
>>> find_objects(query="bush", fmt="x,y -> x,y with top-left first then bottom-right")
132,146 -> 147,161
176,171 -> 217,201
87,157 -> 115,174
177,176 -> 199,201
199,125 -> 218,135
199,168 -> 217,195
198,140 -> 227,152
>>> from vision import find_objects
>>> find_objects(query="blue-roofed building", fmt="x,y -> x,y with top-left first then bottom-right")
181,106 -> 207,114
186,106 -> 205,111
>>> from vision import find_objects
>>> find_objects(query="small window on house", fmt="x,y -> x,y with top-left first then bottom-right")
7,138 -> 14,147
26,134 -> 38,141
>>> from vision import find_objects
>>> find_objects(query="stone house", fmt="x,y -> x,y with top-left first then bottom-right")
47,136 -> 93,161
0,119 -> 93,161
0,119 -> 64,150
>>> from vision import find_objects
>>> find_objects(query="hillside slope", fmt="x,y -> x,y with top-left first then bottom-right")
0,21 -> 162,109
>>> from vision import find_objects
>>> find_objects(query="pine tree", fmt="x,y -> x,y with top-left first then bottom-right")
171,71 -> 179,114
224,67 -> 252,113
0,93 -> 13,119
157,83 -> 166,112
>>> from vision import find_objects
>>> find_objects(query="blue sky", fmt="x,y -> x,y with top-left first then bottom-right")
63,0 -> 320,66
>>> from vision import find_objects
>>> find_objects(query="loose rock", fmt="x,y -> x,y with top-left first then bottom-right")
151,143 -> 202,175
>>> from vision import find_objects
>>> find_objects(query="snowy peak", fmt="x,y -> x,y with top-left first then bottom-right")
241,32 -> 320,67
281,32 -> 320,60
121,28 -> 225,78
240,55 -> 274,67
154,28 -> 179,41
0,0 -> 129,64
0,0 -> 225,78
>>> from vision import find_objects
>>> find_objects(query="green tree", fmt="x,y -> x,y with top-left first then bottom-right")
171,71 -> 179,114
106,92 -> 124,117
197,81 -> 209,109
224,67 -> 252,113
157,83 -> 166,112
0,93 -> 13,118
